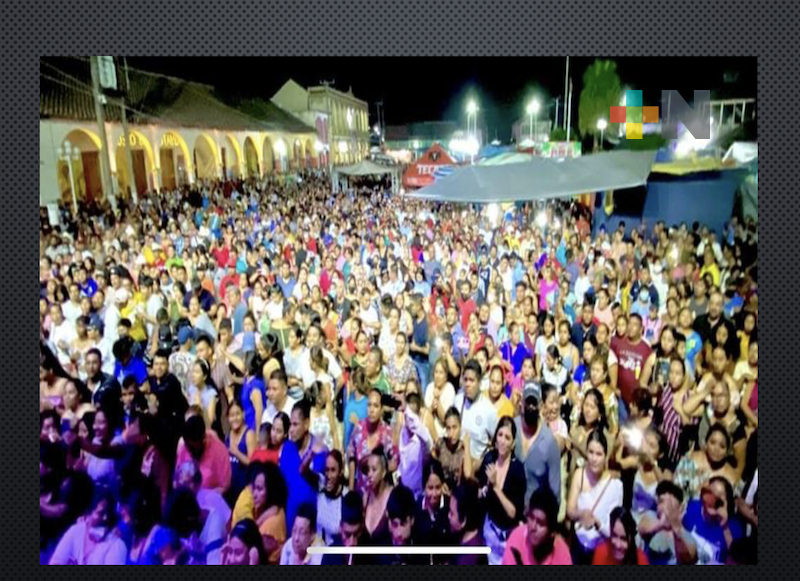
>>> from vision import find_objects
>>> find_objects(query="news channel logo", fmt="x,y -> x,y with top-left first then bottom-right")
610,89 -> 711,140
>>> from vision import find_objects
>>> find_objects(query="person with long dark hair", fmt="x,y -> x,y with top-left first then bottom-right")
447,480 -> 488,565
674,424 -> 738,501
187,358 -> 219,432
413,459 -> 450,550
226,399 -> 256,505
592,506 -> 649,564
362,446 -> 394,543
477,415 -> 527,565
40,342 -> 70,413
569,388 -> 613,473
316,450 -> 348,546
241,351 -> 266,434
567,430 -> 624,564
221,518 -> 268,565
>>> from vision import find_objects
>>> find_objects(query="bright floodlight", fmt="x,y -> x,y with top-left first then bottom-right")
465,136 -> 480,156
274,140 -> 287,156
535,211 -> 547,228
526,100 -> 541,116
597,119 -> 608,131
467,100 -> 478,115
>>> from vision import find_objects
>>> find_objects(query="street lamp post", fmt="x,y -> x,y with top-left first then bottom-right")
466,100 -> 478,163
526,99 -> 541,142
596,118 -> 608,150
57,140 -> 81,214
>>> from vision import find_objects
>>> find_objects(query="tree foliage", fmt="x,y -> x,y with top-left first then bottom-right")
578,59 -> 623,137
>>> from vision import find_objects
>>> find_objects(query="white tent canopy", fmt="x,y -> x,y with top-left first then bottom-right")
406,150 -> 657,203
333,159 -> 402,194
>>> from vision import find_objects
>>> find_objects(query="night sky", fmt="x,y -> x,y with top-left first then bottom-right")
127,57 -> 756,141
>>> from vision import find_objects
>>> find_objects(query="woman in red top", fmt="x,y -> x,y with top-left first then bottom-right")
250,412 -> 288,465
592,506 -> 649,564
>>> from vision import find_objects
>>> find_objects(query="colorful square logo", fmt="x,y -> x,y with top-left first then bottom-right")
609,89 -> 659,139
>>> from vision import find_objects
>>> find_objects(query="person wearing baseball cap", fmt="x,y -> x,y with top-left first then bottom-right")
169,326 -> 198,392
514,381 -> 561,506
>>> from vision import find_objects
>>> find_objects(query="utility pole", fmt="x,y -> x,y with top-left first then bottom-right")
564,56 -> 570,130
554,97 -> 560,131
89,56 -> 116,211
119,58 -> 137,203
566,78 -> 573,142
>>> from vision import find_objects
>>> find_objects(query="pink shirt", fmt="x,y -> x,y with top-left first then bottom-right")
539,279 -> 558,312
502,525 -> 572,565
176,430 -> 232,493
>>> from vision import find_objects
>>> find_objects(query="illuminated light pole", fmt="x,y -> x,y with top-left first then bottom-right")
596,118 -> 608,150
526,99 -> 541,142
466,100 -> 478,163
57,140 -> 81,214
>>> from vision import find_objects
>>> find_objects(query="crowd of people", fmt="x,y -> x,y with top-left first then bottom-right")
39,171 -> 758,565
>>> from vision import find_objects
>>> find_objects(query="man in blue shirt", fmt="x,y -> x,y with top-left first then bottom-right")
682,477 -> 743,565
280,400 -> 327,531
227,286 -> 249,335
444,305 -> 469,363
571,303 -> 597,349
409,295 -> 431,390
76,265 -> 98,298
276,262 -> 297,298
112,335 -> 149,387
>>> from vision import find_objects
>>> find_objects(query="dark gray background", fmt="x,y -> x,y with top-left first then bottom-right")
7,0 -> 792,573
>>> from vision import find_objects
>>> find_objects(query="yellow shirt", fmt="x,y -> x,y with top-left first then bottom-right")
120,297 -> 147,342
493,394 -> 515,419
700,263 -> 721,287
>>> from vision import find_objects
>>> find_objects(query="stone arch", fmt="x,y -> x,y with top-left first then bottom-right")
58,128 -> 104,204
263,136 -> 278,174
193,133 -> 219,180
223,133 -> 243,179
115,129 -> 156,197
244,136 -> 260,177
158,130 -> 193,189
304,138 -> 316,168
292,138 -> 304,169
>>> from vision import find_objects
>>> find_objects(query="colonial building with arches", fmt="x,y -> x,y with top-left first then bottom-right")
39,58 -> 324,206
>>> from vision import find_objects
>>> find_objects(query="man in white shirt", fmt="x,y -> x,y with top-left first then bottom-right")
142,276 -> 165,340
378,306 -> 401,361
280,503 -> 325,565
453,360 -> 498,465
48,303 -> 77,367
357,290 -> 381,338
283,327 -> 308,400
574,261 -> 592,307
651,262 -> 670,316
299,324 -> 343,388
87,315 -> 115,375
103,291 -> 121,346
62,283 -> 83,324
262,370 -> 299,426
